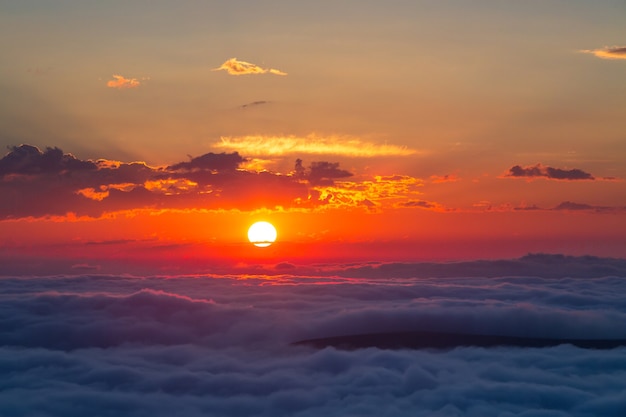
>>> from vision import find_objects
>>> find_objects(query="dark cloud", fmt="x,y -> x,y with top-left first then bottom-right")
553,201 -> 603,211
0,144 -> 96,176
1,261 -> 626,416
0,145 -> 353,219
168,152 -> 245,172
505,164 -> 595,180
400,200 -> 436,209
295,159 -> 353,186
241,100 -> 269,109
274,262 -> 297,270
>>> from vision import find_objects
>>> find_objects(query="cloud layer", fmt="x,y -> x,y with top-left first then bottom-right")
1,256 -> 626,416
213,58 -> 287,76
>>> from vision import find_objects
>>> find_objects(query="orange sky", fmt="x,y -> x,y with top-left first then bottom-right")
1,1 -> 625,274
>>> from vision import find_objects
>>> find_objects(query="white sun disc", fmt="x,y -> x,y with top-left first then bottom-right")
247,221 -> 277,247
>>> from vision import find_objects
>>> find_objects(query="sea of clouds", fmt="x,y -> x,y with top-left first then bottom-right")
2,257 -> 626,416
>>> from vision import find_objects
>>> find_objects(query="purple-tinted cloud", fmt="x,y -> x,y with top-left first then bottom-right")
294,159 -> 353,186
505,164 -> 595,180
1,257 -> 626,416
0,144 -> 96,176
168,152 -> 246,172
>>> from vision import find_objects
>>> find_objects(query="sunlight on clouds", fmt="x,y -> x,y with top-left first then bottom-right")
144,179 -> 200,195
213,58 -> 287,76
76,187 -> 109,201
215,135 -> 418,157
313,175 -> 423,210
106,74 -> 141,89
580,46 -> 626,60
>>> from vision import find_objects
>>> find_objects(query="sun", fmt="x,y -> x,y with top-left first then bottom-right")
247,221 -> 277,247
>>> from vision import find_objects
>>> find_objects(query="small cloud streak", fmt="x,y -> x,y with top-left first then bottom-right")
106,74 -> 141,89
215,135 -> 418,157
580,46 -> 626,60
213,58 -> 287,76
504,164 -> 595,181
241,100 -> 269,109
396,199 -> 449,212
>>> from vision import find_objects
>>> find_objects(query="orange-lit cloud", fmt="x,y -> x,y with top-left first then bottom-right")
311,175 -> 423,210
213,58 -> 287,76
76,187 -> 109,201
580,46 -> 626,60
0,144 -> 433,220
106,74 -> 141,89
214,135 -> 418,157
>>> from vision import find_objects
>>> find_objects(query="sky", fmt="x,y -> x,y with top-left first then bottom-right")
1,0 -> 626,273
2,3 -> 626,416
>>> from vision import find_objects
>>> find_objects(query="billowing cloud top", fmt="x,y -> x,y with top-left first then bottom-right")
1,254 -> 626,416
213,58 -> 287,76
106,74 -> 141,89
580,45 -> 626,60
505,164 -> 595,180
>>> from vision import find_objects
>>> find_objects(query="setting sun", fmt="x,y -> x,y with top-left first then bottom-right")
247,221 -> 277,247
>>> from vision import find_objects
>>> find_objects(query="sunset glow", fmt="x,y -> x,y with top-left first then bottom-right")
1,2 -> 625,416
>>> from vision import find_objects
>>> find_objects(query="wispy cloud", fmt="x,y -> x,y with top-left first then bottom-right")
214,135 -> 418,157
580,45 -> 626,60
504,164 -> 595,181
106,74 -> 141,89
397,199 -> 448,212
213,58 -> 287,76
240,100 -> 269,109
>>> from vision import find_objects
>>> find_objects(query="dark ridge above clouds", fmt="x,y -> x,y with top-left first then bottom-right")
293,331 -> 626,351
333,253 -> 626,279
514,201 -> 626,213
